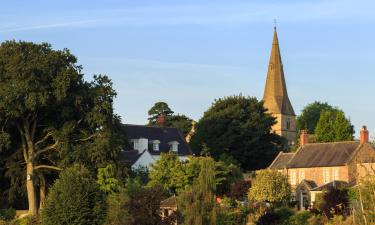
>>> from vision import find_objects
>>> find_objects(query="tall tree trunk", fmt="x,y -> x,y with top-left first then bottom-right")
26,161 -> 38,215
39,176 -> 46,210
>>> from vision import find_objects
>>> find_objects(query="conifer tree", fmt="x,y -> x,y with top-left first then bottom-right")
178,157 -> 217,225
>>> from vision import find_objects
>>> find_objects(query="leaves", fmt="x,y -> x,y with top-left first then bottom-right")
315,110 -> 354,142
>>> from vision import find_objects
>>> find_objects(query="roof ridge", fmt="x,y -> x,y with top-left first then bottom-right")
124,124 -> 178,129
303,140 -> 359,146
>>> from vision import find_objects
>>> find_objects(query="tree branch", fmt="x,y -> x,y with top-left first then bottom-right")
35,131 -> 54,146
75,134 -> 98,142
34,140 -> 59,159
34,165 -> 62,171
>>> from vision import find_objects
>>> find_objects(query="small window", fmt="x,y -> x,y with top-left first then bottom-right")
286,118 -> 291,130
323,168 -> 330,183
152,140 -> 160,151
290,170 -> 297,185
168,141 -> 179,152
299,169 -> 305,182
332,168 -> 339,180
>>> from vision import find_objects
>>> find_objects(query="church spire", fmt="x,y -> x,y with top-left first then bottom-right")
263,27 -> 295,116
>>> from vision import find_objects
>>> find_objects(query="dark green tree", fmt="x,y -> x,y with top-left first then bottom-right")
315,110 -> 354,142
0,41 -> 125,214
296,101 -> 337,134
190,95 -> 286,171
147,102 -> 193,137
178,157 -> 217,225
42,165 -> 106,225
148,102 -> 174,124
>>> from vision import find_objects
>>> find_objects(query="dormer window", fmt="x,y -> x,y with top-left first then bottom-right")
168,141 -> 179,152
131,139 -> 139,150
152,140 -> 160,151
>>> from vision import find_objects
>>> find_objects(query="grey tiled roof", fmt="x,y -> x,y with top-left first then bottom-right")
269,152 -> 294,169
124,124 -> 192,156
287,141 -> 360,168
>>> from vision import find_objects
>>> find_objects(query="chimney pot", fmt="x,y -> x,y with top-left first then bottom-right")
300,130 -> 309,146
360,125 -> 369,144
156,114 -> 166,126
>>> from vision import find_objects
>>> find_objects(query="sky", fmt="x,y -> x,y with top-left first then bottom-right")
0,0 -> 374,138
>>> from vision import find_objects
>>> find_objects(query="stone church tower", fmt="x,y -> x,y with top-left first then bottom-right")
263,27 -> 296,144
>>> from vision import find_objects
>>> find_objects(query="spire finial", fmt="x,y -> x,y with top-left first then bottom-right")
273,19 -> 277,30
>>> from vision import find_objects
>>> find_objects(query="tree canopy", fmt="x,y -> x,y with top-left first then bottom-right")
248,169 -> 291,205
0,41 -> 125,214
190,95 -> 286,171
315,110 -> 354,142
147,102 -> 193,137
296,101 -> 337,134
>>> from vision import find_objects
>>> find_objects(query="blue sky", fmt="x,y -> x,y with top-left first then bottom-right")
1,0 -> 374,137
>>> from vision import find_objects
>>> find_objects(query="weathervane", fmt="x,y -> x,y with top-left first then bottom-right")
274,19 -> 277,30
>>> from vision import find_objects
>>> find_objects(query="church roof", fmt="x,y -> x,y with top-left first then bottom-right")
263,28 -> 295,116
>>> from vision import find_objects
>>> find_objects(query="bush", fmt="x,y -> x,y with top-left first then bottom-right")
0,208 -> 15,221
104,191 -> 133,225
42,165 -> 106,225
8,216 -> 41,225
229,180 -> 251,201
315,187 -> 350,218
285,211 -> 311,225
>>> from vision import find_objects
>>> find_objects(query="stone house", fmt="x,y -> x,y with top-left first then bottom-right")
269,126 -> 375,209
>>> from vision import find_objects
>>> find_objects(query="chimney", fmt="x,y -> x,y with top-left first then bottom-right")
156,114 -> 166,126
360,125 -> 369,144
300,130 -> 309,146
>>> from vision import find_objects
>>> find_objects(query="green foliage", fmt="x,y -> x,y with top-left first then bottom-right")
0,41 -> 125,211
42,165 -> 106,225
315,110 -> 354,142
148,152 -> 188,194
8,216 -> 42,225
0,208 -> 15,221
148,102 -> 174,124
129,185 -> 165,225
97,164 -> 121,194
147,102 -> 193,137
178,157 -> 217,225
104,190 -> 133,225
315,187 -> 350,218
190,95 -> 286,170
148,153 -> 242,195
350,176 -> 375,224
248,169 -> 291,205
284,211 -> 311,225
296,101 -> 336,134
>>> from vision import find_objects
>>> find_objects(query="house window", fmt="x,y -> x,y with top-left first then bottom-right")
131,139 -> 139,150
290,170 -> 297,185
323,168 -> 330,184
299,169 -> 305,182
168,141 -> 179,152
332,168 -> 339,180
152,140 -> 160,151
286,118 -> 291,130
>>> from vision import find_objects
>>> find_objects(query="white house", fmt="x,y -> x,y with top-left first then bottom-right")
119,124 -> 192,168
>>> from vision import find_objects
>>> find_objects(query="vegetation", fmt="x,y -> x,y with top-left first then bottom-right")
147,102 -> 193,137
315,110 -> 354,142
296,101 -> 337,134
178,157 -> 217,225
0,41 -> 125,215
42,165 -> 106,225
248,169 -> 291,205
190,95 -> 286,171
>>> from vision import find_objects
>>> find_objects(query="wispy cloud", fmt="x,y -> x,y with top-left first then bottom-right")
0,0 -> 374,33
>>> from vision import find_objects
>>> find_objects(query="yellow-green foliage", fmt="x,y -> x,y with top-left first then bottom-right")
248,169 -> 291,204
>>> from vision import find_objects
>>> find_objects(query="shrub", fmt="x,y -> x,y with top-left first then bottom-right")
248,169 -> 291,205
285,211 -> 311,225
42,165 -> 106,225
0,208 -> 15,221
315,187 -> 350,218
229,180 -> 251,201
104,190 -> 133,225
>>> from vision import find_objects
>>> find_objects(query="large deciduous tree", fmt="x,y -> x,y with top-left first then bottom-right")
147,102 -> 193,137
190,95 -> 286,171
0,41 -> 125,215
314,110 -> 354,142
296,101 -> 337,134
